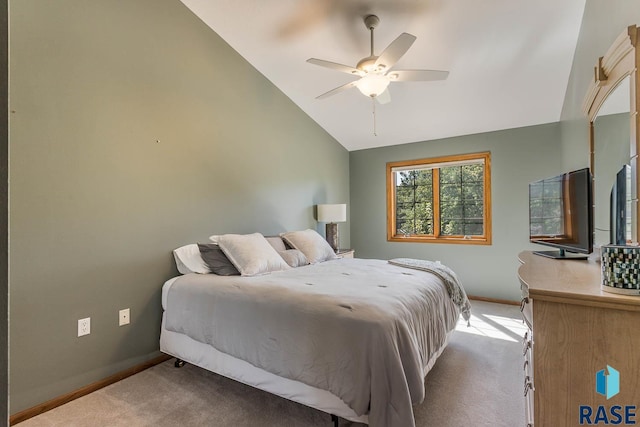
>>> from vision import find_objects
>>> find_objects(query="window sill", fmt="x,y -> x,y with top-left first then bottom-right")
388,235 -> 491,245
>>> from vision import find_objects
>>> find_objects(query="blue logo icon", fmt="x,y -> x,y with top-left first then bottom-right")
596,365 -> 620,400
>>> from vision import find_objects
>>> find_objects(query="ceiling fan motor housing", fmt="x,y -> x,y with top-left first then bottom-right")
356,56 -> 382,73
364,14 -> 380,30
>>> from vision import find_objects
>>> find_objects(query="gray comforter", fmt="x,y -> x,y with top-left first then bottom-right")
164,258 -> 465,427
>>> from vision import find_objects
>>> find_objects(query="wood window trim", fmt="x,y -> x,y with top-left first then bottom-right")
386,152 -> 492,245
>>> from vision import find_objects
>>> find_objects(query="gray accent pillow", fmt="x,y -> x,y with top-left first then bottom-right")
173,244 -> 211,274
197,243 -> 240,276
278,249 -> 309,268
280,229 -> 338,264
218,233 -> 291,276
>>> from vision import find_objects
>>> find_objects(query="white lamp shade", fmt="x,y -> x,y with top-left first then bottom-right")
317,204 -> 347,223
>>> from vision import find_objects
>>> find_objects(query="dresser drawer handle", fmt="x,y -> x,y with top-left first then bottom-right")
523,360 -> 529,371
524,379 -> 534,397
523,338 -> 532,356
520,297 -> 529,312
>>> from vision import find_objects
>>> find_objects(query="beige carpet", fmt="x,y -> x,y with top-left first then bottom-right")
17,301 -> 525,427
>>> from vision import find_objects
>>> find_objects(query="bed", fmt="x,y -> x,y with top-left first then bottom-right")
160,232 -> 470,427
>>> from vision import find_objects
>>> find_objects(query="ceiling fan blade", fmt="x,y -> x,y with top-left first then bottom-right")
276,0 -> 332,39
307,58 -> 362,76
374,33 -> 416,71
388,69 -> 449,81
376,88 -> 391,104
316,80 -> 359,99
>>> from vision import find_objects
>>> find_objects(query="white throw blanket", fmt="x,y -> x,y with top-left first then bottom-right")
388,258 -> 472,322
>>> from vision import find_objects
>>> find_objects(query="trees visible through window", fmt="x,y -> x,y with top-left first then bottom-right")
387,152 -> 491,244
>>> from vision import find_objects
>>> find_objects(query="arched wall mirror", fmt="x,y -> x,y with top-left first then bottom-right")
583,25 -> 640,246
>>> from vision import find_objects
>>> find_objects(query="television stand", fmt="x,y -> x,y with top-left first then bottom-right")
533,249 -> 588,260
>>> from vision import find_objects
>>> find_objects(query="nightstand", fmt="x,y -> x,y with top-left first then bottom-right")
336,249 -> 355,259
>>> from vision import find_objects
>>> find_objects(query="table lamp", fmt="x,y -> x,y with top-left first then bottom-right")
317,204 -> 347,252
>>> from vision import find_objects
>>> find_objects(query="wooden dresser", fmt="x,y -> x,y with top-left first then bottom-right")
518,251 -> 640,426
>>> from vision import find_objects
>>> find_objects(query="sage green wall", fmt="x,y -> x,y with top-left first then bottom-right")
9,0 -> 349,413
349,123 -> 562,301
560,0 -> 640,170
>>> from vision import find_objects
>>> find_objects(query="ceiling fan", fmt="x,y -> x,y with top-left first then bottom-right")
307,14 -> 449,105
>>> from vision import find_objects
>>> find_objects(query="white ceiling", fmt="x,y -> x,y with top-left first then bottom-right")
180,0 -> 587,151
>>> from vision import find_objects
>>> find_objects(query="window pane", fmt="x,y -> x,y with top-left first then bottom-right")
465,200 -> 484,218
393,170 -> 434,235
414,185 -> 432,202
462,164 -> 483,182
439,168 -> 484,236
415,170 -> 432,185
440,201 -> 462,219
441,220 -> 463,235
462,183 -> 483,199
396,222 -> 410,234
439,166 -> 461,184
440,183 -> 462,202
465,221 -> 484,235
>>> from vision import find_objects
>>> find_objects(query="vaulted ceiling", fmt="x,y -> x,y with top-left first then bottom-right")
180,0 -> 587,151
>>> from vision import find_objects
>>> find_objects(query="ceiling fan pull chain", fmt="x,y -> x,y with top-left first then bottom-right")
372,96 -> 377,136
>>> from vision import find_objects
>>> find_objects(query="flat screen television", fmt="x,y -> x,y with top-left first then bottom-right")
529,167 -> 593,259
610,164 -> 631,245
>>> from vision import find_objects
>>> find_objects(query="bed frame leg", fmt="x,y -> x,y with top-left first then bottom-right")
331,414 -> 339,427
174,358 -> 186,368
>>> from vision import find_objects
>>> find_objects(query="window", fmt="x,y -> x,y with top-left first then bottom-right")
387,152 -> 491,244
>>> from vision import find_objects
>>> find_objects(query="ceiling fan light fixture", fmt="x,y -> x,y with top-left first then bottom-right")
307,14 -> 449,104
356,74 -> 390,97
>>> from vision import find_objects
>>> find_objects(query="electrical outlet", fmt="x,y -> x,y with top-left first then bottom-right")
78,317 -> 90,337
119,308 -> 130,326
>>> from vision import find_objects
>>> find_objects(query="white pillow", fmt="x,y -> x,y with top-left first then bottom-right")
173,244 -> 211,274
218,233 -> 291,276
209,234 -> 220,244
280,229 -> 339,264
